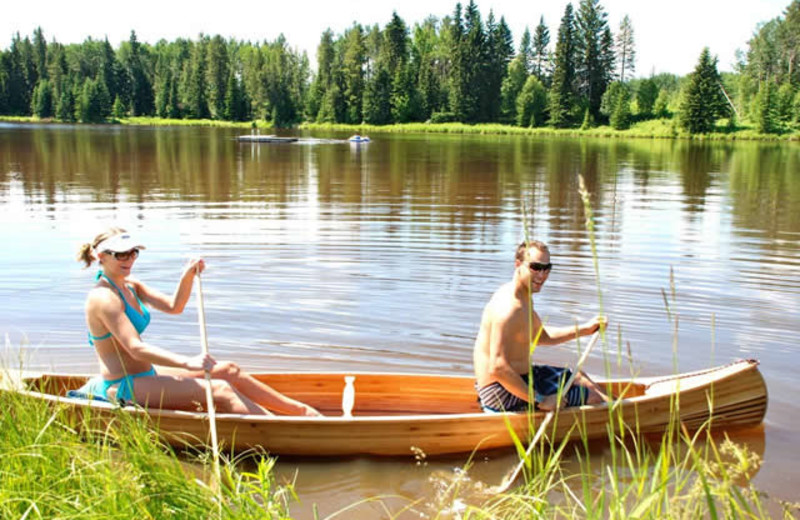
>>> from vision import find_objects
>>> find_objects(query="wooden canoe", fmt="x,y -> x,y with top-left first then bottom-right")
14,359 -> 767,457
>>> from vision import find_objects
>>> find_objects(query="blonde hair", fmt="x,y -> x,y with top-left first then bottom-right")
76,227 -> 126,268
515,240 -> 550,262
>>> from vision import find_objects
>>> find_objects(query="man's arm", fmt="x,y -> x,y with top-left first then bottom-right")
486,316 -> 534,402
535,314 -> 606,346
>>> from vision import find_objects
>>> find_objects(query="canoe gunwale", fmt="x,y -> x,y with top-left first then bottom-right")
16,358 -> 765,424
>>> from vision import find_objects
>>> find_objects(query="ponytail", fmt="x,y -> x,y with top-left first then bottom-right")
77,227 -> 127,269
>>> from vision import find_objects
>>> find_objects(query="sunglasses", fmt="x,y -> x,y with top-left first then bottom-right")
528,262 -> 553,272
105,248 -> 140,261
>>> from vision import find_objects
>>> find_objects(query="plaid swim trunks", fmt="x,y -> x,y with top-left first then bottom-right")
476,364 -> 588,412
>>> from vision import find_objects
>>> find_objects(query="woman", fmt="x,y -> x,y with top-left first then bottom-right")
76,227 -> 321,416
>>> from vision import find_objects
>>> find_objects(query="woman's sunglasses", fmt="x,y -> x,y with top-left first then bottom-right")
105,248 -> 140,261
529,262 -> 552,272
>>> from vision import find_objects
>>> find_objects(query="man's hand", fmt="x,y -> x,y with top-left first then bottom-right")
582,315 -> 607,336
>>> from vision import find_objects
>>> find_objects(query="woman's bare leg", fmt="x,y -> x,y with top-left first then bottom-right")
121,374 -> 270,415
158,363 -> 321,416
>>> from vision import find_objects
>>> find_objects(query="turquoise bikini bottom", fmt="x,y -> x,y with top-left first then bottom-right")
70,367 -> 157,403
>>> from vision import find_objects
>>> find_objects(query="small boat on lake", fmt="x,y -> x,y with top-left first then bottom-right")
12,359 -> 766,457
236,135 -> 298,143
348,135 -> 370,143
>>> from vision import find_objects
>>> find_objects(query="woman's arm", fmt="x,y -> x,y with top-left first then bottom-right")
94,291 -> 213,371
135,258 -> 205,315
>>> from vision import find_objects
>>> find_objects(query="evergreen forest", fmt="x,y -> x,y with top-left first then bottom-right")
1,0 -> 800,135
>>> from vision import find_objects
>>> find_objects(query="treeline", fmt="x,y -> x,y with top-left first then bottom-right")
1,0 -> 799,134
0,30 -> 307,125
733,0 -> 800,133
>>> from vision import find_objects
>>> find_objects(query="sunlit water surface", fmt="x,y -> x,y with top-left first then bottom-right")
1,123 -> 799,516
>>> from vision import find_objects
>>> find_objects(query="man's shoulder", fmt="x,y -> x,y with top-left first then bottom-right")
485,283 -> 518,320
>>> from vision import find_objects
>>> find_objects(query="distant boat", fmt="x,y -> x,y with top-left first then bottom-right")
348,135 -> 370,143
11,359 -> 767,457
237,135 -> 298,143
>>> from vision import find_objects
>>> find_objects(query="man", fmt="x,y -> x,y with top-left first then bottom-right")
473,240 -> 608,412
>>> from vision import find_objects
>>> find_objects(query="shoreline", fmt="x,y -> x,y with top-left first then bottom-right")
2,115 -> 798,142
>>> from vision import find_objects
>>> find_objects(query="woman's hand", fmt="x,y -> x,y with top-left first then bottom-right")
184,257 -> 206,278
183,353 -> 216,372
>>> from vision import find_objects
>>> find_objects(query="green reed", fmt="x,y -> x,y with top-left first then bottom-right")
0,372 -> 295,519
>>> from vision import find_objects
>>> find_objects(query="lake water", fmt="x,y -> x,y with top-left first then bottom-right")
1,123 -> 799,516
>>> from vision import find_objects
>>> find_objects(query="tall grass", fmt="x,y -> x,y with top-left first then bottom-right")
0,372 -> 295,519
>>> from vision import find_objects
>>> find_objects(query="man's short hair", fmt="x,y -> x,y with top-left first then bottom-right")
515,240 -> 550,262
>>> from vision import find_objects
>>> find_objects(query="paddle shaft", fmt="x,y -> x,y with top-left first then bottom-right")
494,330 -> 602,493
196,273 -> 221,491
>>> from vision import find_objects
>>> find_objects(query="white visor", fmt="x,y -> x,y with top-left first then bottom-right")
95,233 -> 146,253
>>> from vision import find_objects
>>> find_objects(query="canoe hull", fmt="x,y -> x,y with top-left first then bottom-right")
15,359 -> 767,457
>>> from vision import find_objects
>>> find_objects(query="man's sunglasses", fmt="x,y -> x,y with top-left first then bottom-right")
106,248 -> 140,261
529,262 -> 553,272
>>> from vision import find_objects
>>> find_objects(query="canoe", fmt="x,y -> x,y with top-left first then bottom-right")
13,359 -> 767,457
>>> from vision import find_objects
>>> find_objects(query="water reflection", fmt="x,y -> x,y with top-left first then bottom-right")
1,123 -> 799,506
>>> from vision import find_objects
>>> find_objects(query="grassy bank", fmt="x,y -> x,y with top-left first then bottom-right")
302,118 -> 800,141
0,373 -> 294,519
4,115 -> 800,141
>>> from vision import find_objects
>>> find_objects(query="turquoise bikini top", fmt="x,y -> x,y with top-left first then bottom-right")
87,271 -> 151,345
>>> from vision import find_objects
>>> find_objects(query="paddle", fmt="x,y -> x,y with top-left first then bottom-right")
491,330 -> 602,494
195,272 -> 222,494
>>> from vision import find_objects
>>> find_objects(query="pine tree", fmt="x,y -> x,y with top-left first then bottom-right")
112,95 -> 126,119
462,0 -> 488,122
485,13 -> 514,122
575,0 -> 613,123
448,2 -> 468,121
413,17 -> 445,120
32,27 -> 48,82
532,16 -> 551,83
616,15 -> 635,82
754,80 -> 777,133
55,82 -> 75,121
124,31 -> 154,116
363,63 -> 392,124
549,4 -> 577,127
342,24 -> 366,124
6,34 -> 32,115
519,27 -> 533,74
391,63 -> 422,122
679,47 -> 729,133
186,39 -> 210,119
31,78 -> 53,118
206,35 -> 229,119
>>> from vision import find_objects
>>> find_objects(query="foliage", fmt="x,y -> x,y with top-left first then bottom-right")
601,80 -> 632,129
679,48 -> 729,133
500,55 -> 528,123
516,75 -> 547,127
754,80 -> 778,133
635,77 -> 659,117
